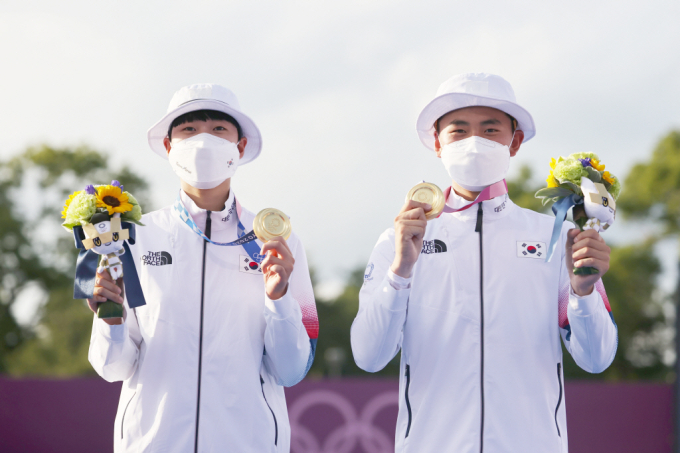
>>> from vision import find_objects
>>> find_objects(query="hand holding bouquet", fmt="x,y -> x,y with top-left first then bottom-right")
61,181 -> 145,318
536,153 -> 620,275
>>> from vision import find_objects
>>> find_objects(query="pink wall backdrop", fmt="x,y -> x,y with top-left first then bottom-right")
0,378 -> 672,453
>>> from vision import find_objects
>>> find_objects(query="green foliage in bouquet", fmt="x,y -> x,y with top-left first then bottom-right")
535,153 -> 621,275
61,181 -> 143,230
536,153 -> 621,212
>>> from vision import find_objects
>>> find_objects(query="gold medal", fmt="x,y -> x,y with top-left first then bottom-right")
406,182 -> 445,220
253,208 -> 292,242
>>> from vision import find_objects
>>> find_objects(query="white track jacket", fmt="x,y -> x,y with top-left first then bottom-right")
351,193 -> 617,453
89,190 -> 319,453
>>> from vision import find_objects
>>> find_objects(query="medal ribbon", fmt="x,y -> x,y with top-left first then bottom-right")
173,192 -> 317,386
172,192 -> 265,263
441,179 -> 509,215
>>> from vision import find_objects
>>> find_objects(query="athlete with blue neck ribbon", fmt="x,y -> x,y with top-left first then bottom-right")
87,84 -> 318,453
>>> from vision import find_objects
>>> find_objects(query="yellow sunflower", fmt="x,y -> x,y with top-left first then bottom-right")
602,171 -> 615,185
590,158 -> 606,172
61,190 -> 82,219
96,185 -> 133,215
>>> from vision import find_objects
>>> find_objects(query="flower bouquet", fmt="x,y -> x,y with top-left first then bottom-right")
535,153 -> 620,275
62,181 -> 146,318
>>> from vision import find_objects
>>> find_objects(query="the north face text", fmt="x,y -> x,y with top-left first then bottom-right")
421,239 -> 448,254
141,251 -> 173,266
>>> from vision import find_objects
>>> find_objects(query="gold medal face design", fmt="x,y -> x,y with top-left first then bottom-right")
253,208 -> 292,242
406,182 -> 445,220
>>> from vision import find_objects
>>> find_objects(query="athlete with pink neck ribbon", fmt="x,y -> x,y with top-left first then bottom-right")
351,73 -> 617,453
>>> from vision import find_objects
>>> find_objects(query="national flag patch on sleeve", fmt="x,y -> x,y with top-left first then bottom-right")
517,241 -> 546,259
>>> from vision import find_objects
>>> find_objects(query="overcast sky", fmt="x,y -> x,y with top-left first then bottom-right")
2,0 -> 679,298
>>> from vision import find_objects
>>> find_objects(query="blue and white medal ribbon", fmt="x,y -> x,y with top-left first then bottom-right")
172,193 -> 265,263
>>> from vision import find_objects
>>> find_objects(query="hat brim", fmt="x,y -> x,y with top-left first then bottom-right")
147,99 -> 262,165
416,93 -> 536,150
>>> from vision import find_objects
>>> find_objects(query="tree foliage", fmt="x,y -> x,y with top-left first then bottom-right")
618,131 -> 680,233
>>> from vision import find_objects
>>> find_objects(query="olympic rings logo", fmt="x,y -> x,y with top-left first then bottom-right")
289,390 -> 398,453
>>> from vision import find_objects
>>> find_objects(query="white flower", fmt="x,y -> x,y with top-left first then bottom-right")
583,218 -> 606,232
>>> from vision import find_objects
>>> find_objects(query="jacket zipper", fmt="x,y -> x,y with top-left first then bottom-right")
555,363 -> 563,437
120,391 -> 136,439
404,364 -> 413,438
194,211 -> 212,453
260,375 -> 279,446
475,202 -> 485,453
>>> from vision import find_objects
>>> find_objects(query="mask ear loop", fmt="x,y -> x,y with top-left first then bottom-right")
508,116 -> 518,150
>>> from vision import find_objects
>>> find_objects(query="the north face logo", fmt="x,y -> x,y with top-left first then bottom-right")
141,251 -> 173,266
421,239 -> 447,254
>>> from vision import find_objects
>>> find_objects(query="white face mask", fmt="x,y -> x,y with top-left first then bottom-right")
168,133 -> 240,189
440,135 -> 513,191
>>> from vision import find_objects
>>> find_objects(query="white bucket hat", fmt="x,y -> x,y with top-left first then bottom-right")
416,73 -> 536,150
147,84 -> 262,164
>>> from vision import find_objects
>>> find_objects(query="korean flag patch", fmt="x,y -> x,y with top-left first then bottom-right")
239,255 -> 263,274
517,241 -> 546,259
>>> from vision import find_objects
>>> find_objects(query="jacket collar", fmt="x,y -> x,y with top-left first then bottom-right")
445,188 -> 514,221
179,189 -> 238,233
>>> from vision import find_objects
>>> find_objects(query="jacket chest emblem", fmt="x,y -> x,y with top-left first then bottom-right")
240,255 -> 263,274
421,239 -> 447,254
517,241 -> 546,259
141,251 -> 173,266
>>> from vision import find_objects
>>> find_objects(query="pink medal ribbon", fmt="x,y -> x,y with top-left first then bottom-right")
440,180 -> 508,215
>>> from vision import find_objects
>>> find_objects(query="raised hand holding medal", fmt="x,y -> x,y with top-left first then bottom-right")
394,179 -> 510,278
389,182 -> 444,278
172,190 -> 294,299
254,208 -> 295,300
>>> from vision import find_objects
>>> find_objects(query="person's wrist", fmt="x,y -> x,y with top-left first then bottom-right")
266,284 -> 289,301
572,283 -> 594,297
390,260 -> 413,279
